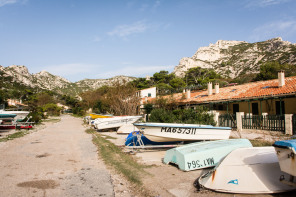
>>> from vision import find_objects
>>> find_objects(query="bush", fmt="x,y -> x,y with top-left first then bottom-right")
148,107 -> 216,125
42,103 -> 61,116
27,111 -> 44,123
72,106 -> 84,116
148,108 -> 176,123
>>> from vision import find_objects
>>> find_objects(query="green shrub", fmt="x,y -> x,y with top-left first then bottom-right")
42,103 -> 61,116
149,107 -> 216,125
148,108 -> 176,123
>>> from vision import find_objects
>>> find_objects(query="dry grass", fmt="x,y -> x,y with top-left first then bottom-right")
85,128 -> 153,196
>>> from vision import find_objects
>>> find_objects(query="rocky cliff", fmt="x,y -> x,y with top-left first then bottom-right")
0,65 -> 136,95
173,37 -> 296,78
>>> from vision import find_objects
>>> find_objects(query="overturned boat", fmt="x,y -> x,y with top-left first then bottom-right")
273,139 -> 296,186
198,147 -> 296,194
273,139 -> 296,176
133,122 -> 231,142
94,116 -> 142,131
163,139 -> 252,171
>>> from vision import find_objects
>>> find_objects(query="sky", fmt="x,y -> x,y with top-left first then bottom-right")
0,0 -> 296,82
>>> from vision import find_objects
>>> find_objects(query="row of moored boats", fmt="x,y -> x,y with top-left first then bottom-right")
86,113 -> 296,194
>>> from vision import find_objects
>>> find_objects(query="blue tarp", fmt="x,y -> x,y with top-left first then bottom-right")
125,131 -> 180,146
273,139 -> 296,150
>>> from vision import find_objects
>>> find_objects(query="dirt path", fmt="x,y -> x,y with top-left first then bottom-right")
0,115 -> 114,197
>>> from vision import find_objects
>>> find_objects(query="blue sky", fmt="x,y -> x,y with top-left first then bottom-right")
0,0 -> 296,82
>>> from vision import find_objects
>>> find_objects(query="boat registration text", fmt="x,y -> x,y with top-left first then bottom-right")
161,127 -> 197,135
187,157 -> 215,169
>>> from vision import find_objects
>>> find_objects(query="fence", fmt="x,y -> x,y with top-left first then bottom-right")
218,114 -> 237,128
242,114 -> 285,132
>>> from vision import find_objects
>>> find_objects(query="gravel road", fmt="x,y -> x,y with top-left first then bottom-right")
0,115 -> 114,197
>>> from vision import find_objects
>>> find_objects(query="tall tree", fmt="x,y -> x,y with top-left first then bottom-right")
254,62 -> 296,81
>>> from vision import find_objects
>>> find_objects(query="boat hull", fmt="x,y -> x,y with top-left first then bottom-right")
0,125 -> 16,129
133,123 -> 231,142
0,111 -> 29,121
273,139 -> 296,176
163,139 -> 252,171
117,124 -> 138,134
89,113 -> 112,119
94,116 -> 142,130
198,147 -> 296,194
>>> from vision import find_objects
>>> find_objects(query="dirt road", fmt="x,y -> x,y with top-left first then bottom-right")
0,115 -> 114,197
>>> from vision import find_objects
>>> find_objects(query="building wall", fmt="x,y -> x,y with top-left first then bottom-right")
227,97 -> 296,115
140,87 -> 156,98
284,97 -> 296,114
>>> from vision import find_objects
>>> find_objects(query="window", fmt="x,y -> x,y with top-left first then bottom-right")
148,93 -> 151,97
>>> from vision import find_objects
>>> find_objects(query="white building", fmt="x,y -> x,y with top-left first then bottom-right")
136,87 -> 156,98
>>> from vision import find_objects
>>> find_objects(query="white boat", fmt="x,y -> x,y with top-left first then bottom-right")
273,139 -> 296,177
133,122 -> 231,142
94,116 -> 142,131
0,110 -> 29,122
198,147 -> 296,194
117,124 -> 138,134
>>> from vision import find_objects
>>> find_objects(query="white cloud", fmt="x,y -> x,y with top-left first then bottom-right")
245,0 -> 290,8
0,0 -> 17,7
108,21 -> 148,38
95,65 -> 175,79
250,20 -> 296,41
0,0 -> 27,7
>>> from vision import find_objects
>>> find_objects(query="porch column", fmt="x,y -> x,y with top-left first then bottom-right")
236,112 -> 244,133
260,100 -> 262,115
285,114 -> 293,135
280,98 -> 283,115
210,110 -> 219,127
262,113 -> 268,129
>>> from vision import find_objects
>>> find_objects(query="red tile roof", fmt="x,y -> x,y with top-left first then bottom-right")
142,76 -> 296,105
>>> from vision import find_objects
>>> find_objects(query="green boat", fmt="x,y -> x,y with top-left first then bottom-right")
163,139 -> 253,171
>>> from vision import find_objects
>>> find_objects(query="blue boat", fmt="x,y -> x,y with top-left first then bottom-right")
163,139 -> 253,171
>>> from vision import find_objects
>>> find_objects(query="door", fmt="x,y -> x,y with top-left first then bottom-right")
252,103 -> 259,115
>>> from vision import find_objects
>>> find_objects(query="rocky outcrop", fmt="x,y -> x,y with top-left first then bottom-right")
0,65 -> 136,96
173,37 -> 296,78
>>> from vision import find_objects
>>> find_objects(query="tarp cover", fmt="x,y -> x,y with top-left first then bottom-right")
273,139 -> 296,150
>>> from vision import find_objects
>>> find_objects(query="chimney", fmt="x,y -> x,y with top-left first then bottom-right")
214,83 -> 219,94
186,89 -> 191,99
208,82 -> 213,96
278,70 -> 285,87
